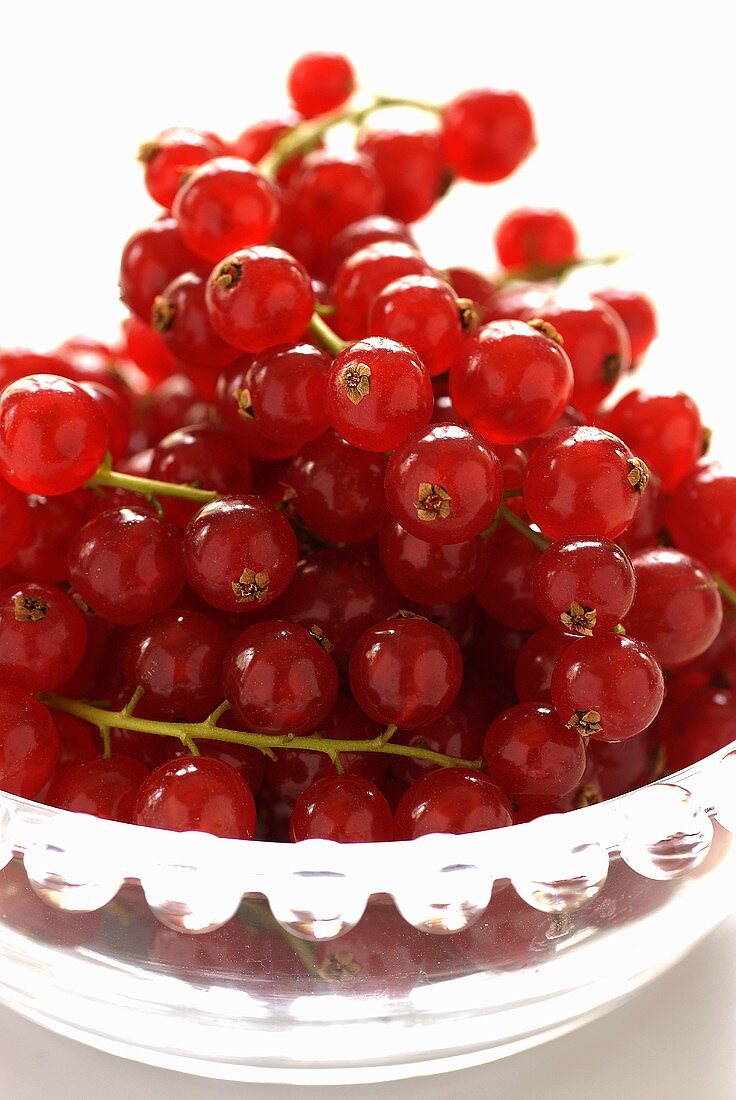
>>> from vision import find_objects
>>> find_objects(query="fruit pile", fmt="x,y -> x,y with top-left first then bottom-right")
1,51 -> 734,846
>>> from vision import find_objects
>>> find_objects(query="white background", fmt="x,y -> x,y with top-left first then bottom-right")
1,0 -> 735,1094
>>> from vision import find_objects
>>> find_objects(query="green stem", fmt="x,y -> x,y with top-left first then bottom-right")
260,95 -> 441,178
496,251 -> 626,288
309,313 -> 349,356
498,502 -> 550,551
715,573 -> 736,611
42,695 -> 483,772
87,466 -> 219,505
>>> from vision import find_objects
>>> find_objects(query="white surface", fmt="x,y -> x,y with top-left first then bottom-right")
1,916 -> 735,1098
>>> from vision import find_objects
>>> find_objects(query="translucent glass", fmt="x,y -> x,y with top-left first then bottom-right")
0,742 -> 735,1083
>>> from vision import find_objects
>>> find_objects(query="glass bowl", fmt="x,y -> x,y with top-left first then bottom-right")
1,740 -> 735,1085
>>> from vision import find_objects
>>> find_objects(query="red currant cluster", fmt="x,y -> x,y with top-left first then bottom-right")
0,52 -> 733,847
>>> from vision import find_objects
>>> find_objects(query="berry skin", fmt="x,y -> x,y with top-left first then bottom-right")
441,89 -> 536,183
124,609 -> 229,721
152,272 -> 239,370
47,755 -> 149,823
0,685 -> 59,797
528,300 -> 630,414
138,127 -> 228,208
369,275 -> 464,377
206,246 -> 314,354
593,288 -> 658,365
287,52 -> 356,119
357,129 -> 444,224
69,507 -> 185,625
288,431 -> 388,544
290,775 -> 394,844
182,496 -> 298,614
523,426 -> 648,541
0,479 -> 30,566
224,620 -> 338,735
78,381 -> 131,464
663,687 -> 736,772
289,151 -> 384,248
664,463 -> 736,587
216,359 -> 300,461
494,207 -> 578,272
384,424 -> 503,545
395,768 -> 512,839
149,423 -> 252,527
515,626 -> 576,704
52,712 -> 99,768
0,583 -> 87,692
551,634 -> 665,742
483,703 -> 586,803
265,747 -> 336,808
321,692 -> 389,786
243,343 -> 330,446
327,337 -> 433,452
604,389 -> 703,491
329,215 -> 415,273
379,520 -> 488,606
233,118 -> 314,187
450,320 -> 574,444
0,375 -> 108,496
119,218 -> 208,321
349,614 -> 463,729
172,156 -> 279,262
331,239 -> 431,340
624,548 -> 722,669
133,757 -> 256,839
534,536 -> 637,636
474,525 -> 544,631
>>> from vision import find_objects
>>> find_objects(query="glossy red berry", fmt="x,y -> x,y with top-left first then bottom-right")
78,381 -> 131,464
134,757 -> 256,839
0,583 -> 87,692
206,246 -> 314,353
327,337 -> 433,452
0,685 -> 59,797
474,525 -> 544,631
395,767 -> 511,839
378,521 -> 487,605
349,614 -> 462,729
329,215 -> 415,273
149,423 -> 252,527
172,156 -> 279,262
593,288 -> 658,365
224,620 -> 338,735
0,479 -> 30,566
288,431 -> 388,544
369,275 -> 464,377
182,495 -> 298,613
151,272 -> 239,370
331,239 -> 431,340
47,755 -> 149,823
138,127 -> 228,208
124,609 -> 229,721
119,218 -> 207,321
243,342 -> 330,446
52,712 -> 99,768
663,687 -> 736,772
665,463 -> 736,587
620,467 -> 664,552
216,359 -> 300,460
590,726 -> 660,798
514,626 -> 576,703
450,320 -> 573,444
441,89 -> 535,183
289,151 -> 384,249
483,703 -> 586,802
384,424 -> 503,545
0,375 -> 107,495
551,634 -> 664,742
357,129 -> 443,223
69,507 -> 185,625
534,536 -> 637,636
604,389 -> 703,491
265,747 -> 336,808
290,775 -> 393,843
523,426 -> 648,541
494,208 -> 578,272
624,548 -> 722,669
287,52 -> 356,119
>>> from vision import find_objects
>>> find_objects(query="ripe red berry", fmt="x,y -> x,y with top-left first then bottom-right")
78,381 -> 131,464
604,389 -> 703,491
243,342 -> 330,446
149,423 -> 252,527
289,152 -> 384,248
395,767 -> 512,839
384,424 -> 503,545
0,375 -> 107,496
287,52 -> 356,119
450,320 -> 574,444
69,507 -> 185,625
551,634 -> 664,742
665,463 -> 736,587
290,775 -> 394,843
331,239 -> 431,339
624,548 -> 722,669
216,359 -> 300,461
327,337 -> 433,452
133,757 -> 256,839
514,626 -> 576,703
119,218 -> 208,321
138,127 -> 228,208
593,288 -> 658,365
182,495 -> 298,613
379,520 -> 488,605
0,583 -> 87,692
590,726 -> 660,799
494,208 -> 578,272
151,272 -> 239,370
441,89 -> 536,183
369,275 -> 464,377
329,215 -> 415,273
474,525 -> 544,631
52,712 -> 99,768
349,613 -> 462,729
523,426 -> 648,541
0,479 -> 30,566
172,156 -> 279,262
534,536 -> 637,636
0,685 -> 59,797
206,246 -> 314,353
357,129 -> 444,223
47,755 -> 149,823
483,702 -> 586,802
224,620 -> 338,735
